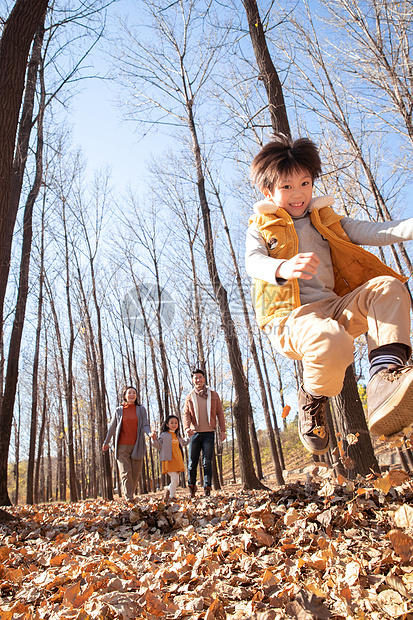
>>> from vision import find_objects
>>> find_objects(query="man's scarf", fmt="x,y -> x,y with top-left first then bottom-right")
194,385 -> 208,398
190,386 -> 212,426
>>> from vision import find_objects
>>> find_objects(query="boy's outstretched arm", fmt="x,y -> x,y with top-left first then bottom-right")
342,216 -> 413,246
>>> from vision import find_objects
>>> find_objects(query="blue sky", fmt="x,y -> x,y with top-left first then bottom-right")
68,0 -> 166,193
67,0 -> 413,222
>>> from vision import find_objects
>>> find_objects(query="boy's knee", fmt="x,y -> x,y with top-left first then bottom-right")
307,323 -> 354,365
302,324 -> 354,397
371,275 -> 408,298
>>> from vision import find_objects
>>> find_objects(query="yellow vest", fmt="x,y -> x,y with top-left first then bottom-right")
249,205 -> 407,328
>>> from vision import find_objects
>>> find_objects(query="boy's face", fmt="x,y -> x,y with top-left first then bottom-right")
263,168 -> 313,218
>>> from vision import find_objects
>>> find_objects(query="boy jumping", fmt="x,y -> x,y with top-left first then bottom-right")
246,134 -> 413,455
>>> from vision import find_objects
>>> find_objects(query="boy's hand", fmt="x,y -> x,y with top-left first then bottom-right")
277,252 -> 320,281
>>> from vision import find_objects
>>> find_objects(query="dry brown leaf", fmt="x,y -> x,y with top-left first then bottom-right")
305,582 -> 327,598
141,590 -> 169,617
345,560 -> 361,586
3,568 -> 25,584
373,474 -> 391,494
346,433 -> 359,445
319,481 -> 335,497
336,473 -> 348,485
62,581 -> 82,607
249,526 -> 274,547
394,504 -> 413,529
388,529 -> 413,562
385,573 -> 412,599
341,455 -> 355,470
305,552 -> 328,571
316,509 -> 332,528
282,405 -> 291,419
261,569 -> 279,589
292,588 -> 331,619
205,597 -> 226,620
339,585 -> 352,603
376,589 -> 408,616
388,469 -> 410,487
49,553 -> 70,567
284,507 -> 299,526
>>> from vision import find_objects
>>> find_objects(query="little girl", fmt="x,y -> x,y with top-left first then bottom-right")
152,415 -> 190,502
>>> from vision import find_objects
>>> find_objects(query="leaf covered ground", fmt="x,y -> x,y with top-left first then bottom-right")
2,466 -> 413,620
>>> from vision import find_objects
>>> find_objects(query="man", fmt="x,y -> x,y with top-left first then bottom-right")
182,369 -> 226,498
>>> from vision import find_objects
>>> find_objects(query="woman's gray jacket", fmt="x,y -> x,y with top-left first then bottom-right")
152,431 -> 190,461
104,405 -> 151,460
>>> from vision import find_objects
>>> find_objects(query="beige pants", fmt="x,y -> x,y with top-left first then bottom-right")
265,276 -> 411,397
117,444 -> 144,501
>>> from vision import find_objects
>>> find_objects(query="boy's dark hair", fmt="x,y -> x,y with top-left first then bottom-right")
192,368 -> 205,377
250,134 -> 322,192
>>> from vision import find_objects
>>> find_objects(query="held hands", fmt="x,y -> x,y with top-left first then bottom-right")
276,252 -> 320,281
150,430 -> 157,440
102,444 -> 109,452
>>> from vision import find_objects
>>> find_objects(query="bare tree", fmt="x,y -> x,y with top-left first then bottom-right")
0,0 -> 49,332
113,0 -> 264,488
242,0 -> 290,135
0,0 -> 49,507
27,195 -> 46,504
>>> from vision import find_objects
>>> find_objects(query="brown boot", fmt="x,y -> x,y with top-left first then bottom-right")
204,486 -> 211,497
367,364 -> 413,436
298,386 -> 329,455
188,484 -> 196,499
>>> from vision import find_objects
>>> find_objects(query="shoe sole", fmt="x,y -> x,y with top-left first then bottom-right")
298,426 -> 330,456
368,373 -> 413,436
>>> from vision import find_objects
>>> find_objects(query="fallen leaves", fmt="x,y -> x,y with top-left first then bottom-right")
1,470 -> 413,619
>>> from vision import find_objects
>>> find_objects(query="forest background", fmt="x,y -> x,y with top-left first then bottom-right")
1,0 -> 413,507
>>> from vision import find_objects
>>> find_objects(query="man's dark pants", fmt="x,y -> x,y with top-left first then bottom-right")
187,431 -> 215,488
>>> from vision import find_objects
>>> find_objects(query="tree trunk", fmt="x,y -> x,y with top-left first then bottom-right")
248,404 -> 263,479
258,331 -> 286,468
211,174 -> 284,484
34,336 -> 48,504
187,103 -> 264,490
27,193 -> 45,504
61,200 -> 78,503
243,0 -> 381,479
330,365 -> 379,478
0,0 -> 49,326
188,234 -> 206,372
12,397 -> 21,505
242,0 -> 290,136
0,59 -> 45,506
